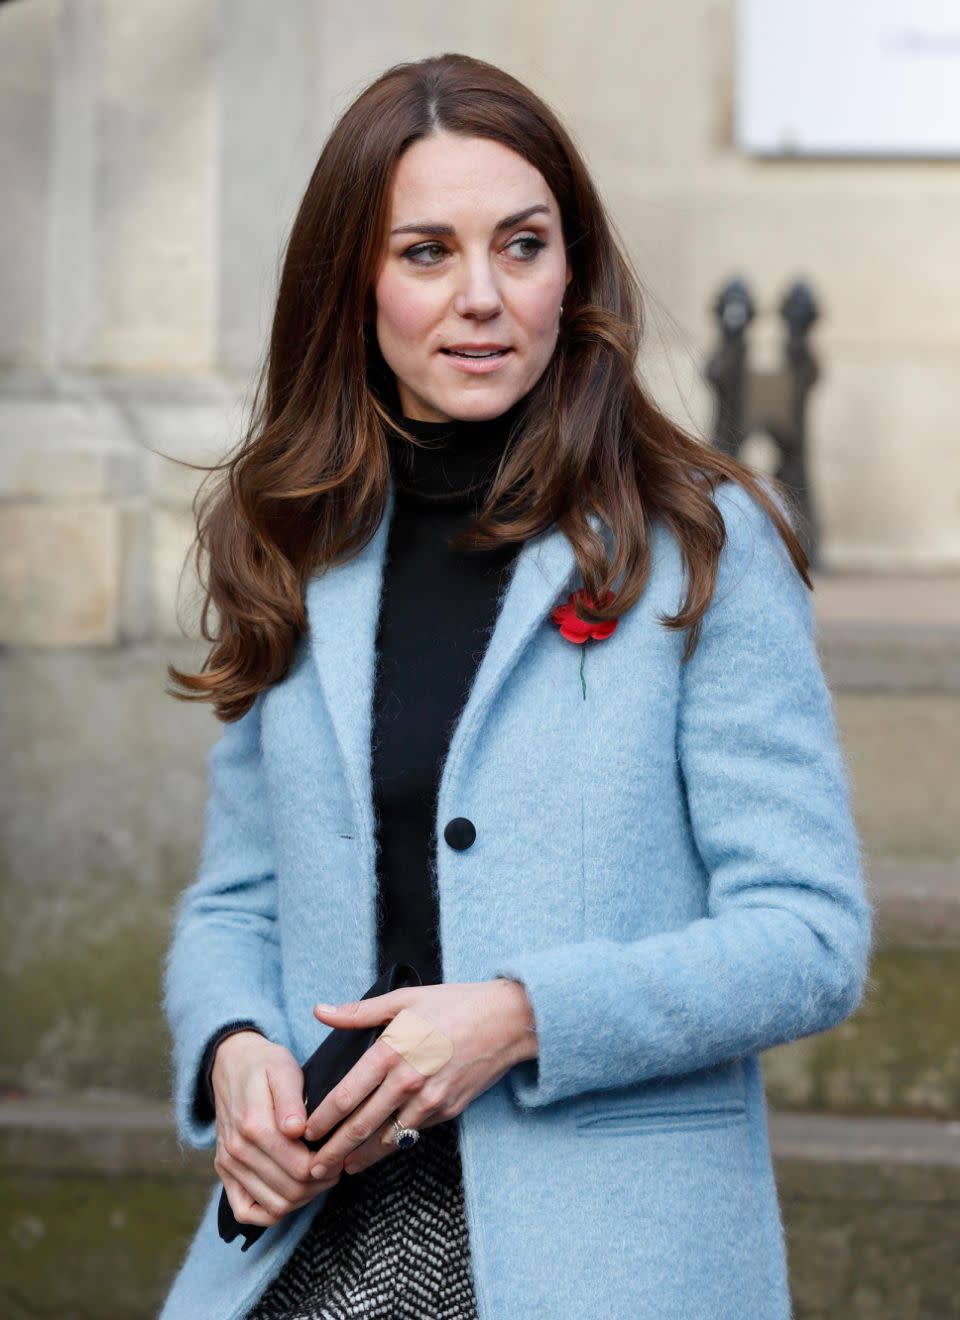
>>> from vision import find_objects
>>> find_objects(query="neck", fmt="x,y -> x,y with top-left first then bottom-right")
384,398 -> 527,511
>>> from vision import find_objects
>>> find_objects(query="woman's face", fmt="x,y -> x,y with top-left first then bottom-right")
372,132 -> 572,423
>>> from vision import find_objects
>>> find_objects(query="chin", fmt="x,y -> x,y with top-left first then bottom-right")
437,384 -> 525,422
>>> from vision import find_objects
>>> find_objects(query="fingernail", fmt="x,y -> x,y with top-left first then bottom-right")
314,1003 -> 336,1013
283,1116 -> 301,1132
310,1164 -> 326,1179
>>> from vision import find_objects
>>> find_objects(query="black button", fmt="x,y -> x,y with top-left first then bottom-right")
443,817 -> 476,850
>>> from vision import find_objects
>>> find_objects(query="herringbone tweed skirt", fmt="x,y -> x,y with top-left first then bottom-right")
245,1118 -> 479,1319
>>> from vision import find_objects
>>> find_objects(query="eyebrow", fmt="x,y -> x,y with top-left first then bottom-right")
390,203 -> 551,237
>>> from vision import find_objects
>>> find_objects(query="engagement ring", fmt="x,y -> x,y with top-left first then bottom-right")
392,1114 -> 420,1149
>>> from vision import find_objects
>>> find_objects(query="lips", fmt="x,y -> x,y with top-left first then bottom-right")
441,346 -> 512,359
437,341 -> 515,375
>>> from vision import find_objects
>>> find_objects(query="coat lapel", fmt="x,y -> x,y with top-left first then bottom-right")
303,475 -> 584,849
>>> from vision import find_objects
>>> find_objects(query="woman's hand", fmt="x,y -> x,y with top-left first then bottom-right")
211,1030 -> 340,1227
303,978 -> 537,1181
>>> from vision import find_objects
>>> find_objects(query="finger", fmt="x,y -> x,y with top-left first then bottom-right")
219,1168 -> 278,1228
309,1076 -> 415,1179
308,1101 -> 388,1177
224,1138 -> 315,1204
266,1059 -> 308,1138
313,989 -> 411,1029
394,1079 -> 453,1133
342,1119 -> 403,1175
219,1148 -> 313,1221
303,1045 -> 394,1144
233,1109 -> 315,1183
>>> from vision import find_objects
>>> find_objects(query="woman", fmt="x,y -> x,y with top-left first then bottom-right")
161,53 -> 873,1320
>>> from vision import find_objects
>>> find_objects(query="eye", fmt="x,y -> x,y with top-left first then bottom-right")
398,233 -> 549,266
506,233 -> 546,261
402,241 -> 447,266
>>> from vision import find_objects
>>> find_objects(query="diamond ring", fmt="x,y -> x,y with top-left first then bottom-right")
392,1114 -> 420,1149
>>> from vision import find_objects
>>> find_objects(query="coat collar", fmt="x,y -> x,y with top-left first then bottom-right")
303,475 -> 591,849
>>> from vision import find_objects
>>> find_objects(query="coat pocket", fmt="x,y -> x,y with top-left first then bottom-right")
571,1057 -> 749,1136
574,1095 -> 748,1136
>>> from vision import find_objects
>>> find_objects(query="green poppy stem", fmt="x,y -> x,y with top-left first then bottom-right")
579,643 -> 587,700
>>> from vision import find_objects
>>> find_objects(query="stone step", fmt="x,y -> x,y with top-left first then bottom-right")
811,570 -> 960,694
1,1098 -> 957,1319
763,860 -> 960,1120
764,950 -> 960,1119
0,1097 -> 209,1320
812,571 -> 960,859
1,860 -> 955,1120
867,858 -> 960,951
768,1109 -> 960,1319
834,692 -> 959,859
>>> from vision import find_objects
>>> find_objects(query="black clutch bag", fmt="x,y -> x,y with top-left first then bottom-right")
218,961 -> 423,1250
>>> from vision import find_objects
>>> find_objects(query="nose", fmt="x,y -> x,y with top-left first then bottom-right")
452,254 -> 503,320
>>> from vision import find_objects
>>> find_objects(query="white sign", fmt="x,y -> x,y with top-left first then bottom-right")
737,0 -> 960,156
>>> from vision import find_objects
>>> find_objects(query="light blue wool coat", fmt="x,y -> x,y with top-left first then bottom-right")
161,475 -> 873,1320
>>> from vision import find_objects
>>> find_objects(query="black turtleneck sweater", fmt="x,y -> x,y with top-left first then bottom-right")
373,401 -> 525,985
196,399 -> 525,1115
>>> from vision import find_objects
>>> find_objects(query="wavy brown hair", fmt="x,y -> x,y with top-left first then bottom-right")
166,52 -> 810,724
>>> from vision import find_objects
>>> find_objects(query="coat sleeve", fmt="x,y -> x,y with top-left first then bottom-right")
163,691 -> 294,1148
492,479 -> 875,1109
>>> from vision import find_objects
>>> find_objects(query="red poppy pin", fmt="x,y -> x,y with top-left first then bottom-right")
550,588 -> 619,700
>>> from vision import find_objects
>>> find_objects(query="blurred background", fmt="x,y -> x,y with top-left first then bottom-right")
1,1 -> 957,1315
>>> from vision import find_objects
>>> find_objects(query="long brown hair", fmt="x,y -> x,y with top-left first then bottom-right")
166,52 -> 810,723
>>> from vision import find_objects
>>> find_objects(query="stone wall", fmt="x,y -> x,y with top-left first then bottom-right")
2,0 -> 958,1092
2,0 -> 959,575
